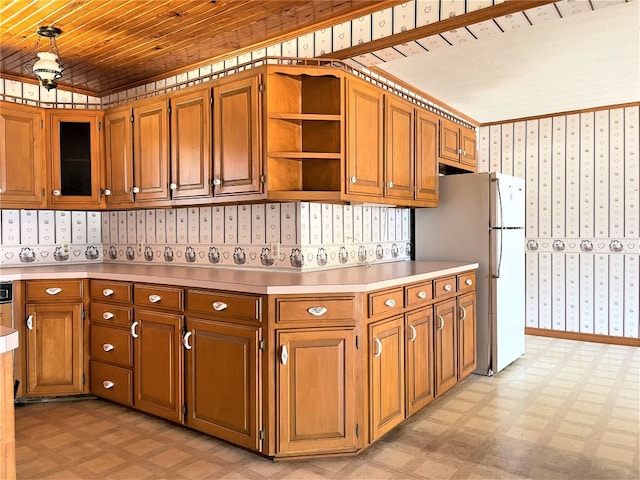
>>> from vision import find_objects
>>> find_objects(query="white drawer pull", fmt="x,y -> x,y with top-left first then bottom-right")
408,324 -> 417,342
26,315 -> 34,330
280,345 -> 288,365
443,284 -> 452,292
374,338 -> 382,357
45,287 -> 62,295
183,331 -> 192,350
102,380 -> 114,389
212,301 -> 228,311
465,279 -> 473,286
103,312 -> 115,320
130,321 -> 139,338
384,298 -> 396,308
102,288 -> 114,297
307,306 -> 327,317
102,343 -> 114,352
417,291 -> 427,299
460,306 -> 467,321
148,294 -> 162,303
437,314 -> 445,330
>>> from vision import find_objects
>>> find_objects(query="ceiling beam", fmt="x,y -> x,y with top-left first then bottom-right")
322,0 -> 557,60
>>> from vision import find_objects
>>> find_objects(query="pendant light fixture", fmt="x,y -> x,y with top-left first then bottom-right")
32,26 -> 63,90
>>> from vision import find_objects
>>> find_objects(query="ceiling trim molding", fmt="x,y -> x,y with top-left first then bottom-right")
323,0 -> 557,60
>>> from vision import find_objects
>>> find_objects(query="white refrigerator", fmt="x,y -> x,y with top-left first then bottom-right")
414,172 -> 525,375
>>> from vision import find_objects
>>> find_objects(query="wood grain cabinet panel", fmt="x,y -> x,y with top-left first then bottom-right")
434,299 -> 457,396
277,328 -> 358,456
384,95 -> 414,201
414,109 -> 439,205
0,101 -> 46,208
104,106 -> 134,205
405,307 -> 435,415
457,292 -> 477,380
184,318 -> 261,450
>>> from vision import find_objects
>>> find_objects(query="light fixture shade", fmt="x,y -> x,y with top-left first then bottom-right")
33,51 -> 63,90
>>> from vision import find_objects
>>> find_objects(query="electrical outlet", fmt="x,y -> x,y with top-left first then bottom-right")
62,243 -> 69,255
137,242 -> 143,255
270,241 -> 280,258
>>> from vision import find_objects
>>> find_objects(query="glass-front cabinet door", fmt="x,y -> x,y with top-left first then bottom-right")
48,110 -> 104,208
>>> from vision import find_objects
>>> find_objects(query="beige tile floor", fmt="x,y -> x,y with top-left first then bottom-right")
15,336 -> 639,479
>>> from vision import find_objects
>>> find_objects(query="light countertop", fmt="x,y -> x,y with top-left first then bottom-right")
0,327 -> 18,354
0,261 -> 478,295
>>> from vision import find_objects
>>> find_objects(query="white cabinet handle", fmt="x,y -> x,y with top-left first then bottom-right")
212,178 -> 221,186
132,186 -> 140,194
408,324 -> 417,342
26,315 -> 34,330
307,306 -> 327,317
148,294 -> 162,303
417,291 -> 427,299
102,380 -> 114,389
130,321 -> 139,338
457,148 -> 462,155
45,287 -> 62,295
374,338 -> 382,357
349,176 -> 357,184
0,188 -> 3,194
387,181 -> 393,188
280,345 -> 288,365
212,301 -> 227,311
102,343 -> 114,352
437,314 -> 445,330
102,288 -> 114,297
103,311 -> 115,320
103,189 -> 112,196
52,189 -> 61,196
460,306 -> 467,321
183,331 -> 192,350
463,150 -> 467,156
384,298 -> 396,308
443,284 -> 452,292
465,279 -> 473,286
169,183 -> 177,190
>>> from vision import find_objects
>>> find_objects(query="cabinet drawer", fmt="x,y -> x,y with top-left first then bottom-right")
91,302 -> 132,327
458,271 -> 476,293
368,288 -> 404,318
91,280 -> 132,303
25,279 -> 83,301
91,325 -> 133,367
187,289 -> 262,322
405,281 -> 433,307
276,296 -> 355,324
135,284 -> 184,311
90,361 -> 133,406
433,276 -> 457,298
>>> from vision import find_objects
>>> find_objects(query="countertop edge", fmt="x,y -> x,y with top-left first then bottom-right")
0,327 -> 19,354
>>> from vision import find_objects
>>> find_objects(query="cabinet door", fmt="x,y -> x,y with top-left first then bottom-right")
0,102 -> 46,208
461,128 -> 477,168
277,328 -> 357,455
405,307 -> 434,416
434,299 -> 457,396
457,292 -> 477,380
48,110 -> 103,208
171,87 -> 212,200
438,119 -> 460,163
384,95 -> 414,201
104,106 -> 134,205
133,98 -> 170,202
369,316 -> 404,442
346,78 -> 383,198
133,309 -> 183,422
25,303 -> 85,396
213,74 -> 262,197
414,109 -> 438,204
185,318 -> 261,450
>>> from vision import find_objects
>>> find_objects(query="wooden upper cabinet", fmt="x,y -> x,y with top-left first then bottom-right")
0,102 -> 46,208
171,87 -> 212,200
415,109 -> 439,205
438,118 -> 460,163
213,73 -> 263,199
438,118 -> 477,171
48,110 -> 104,209
346,77 -> 383,199
384,95 -> 414,201
104,106 -> 134,205
133,97 -> 170,203
460,128 -> 477,168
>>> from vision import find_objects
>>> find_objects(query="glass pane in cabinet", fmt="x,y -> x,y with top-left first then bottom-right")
59,122 -> 92,196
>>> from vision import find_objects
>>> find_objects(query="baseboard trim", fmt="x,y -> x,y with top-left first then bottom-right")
525,327 -> 640,347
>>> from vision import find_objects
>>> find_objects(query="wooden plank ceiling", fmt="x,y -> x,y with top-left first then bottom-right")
0,0 -> 401,96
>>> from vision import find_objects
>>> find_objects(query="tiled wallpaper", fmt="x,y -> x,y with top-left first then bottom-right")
0,203 -> 411,272
478,105 -> 640,340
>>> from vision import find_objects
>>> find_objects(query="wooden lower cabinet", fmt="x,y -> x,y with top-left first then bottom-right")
276,328 -> 358,456
457,292 -> 477,380
133,309 -> 184,422
434,299 -> 457,396
405,307 -> 435,415
368,316 -> 405,442
25,303 -> 85,396
184,318 -> 261,450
